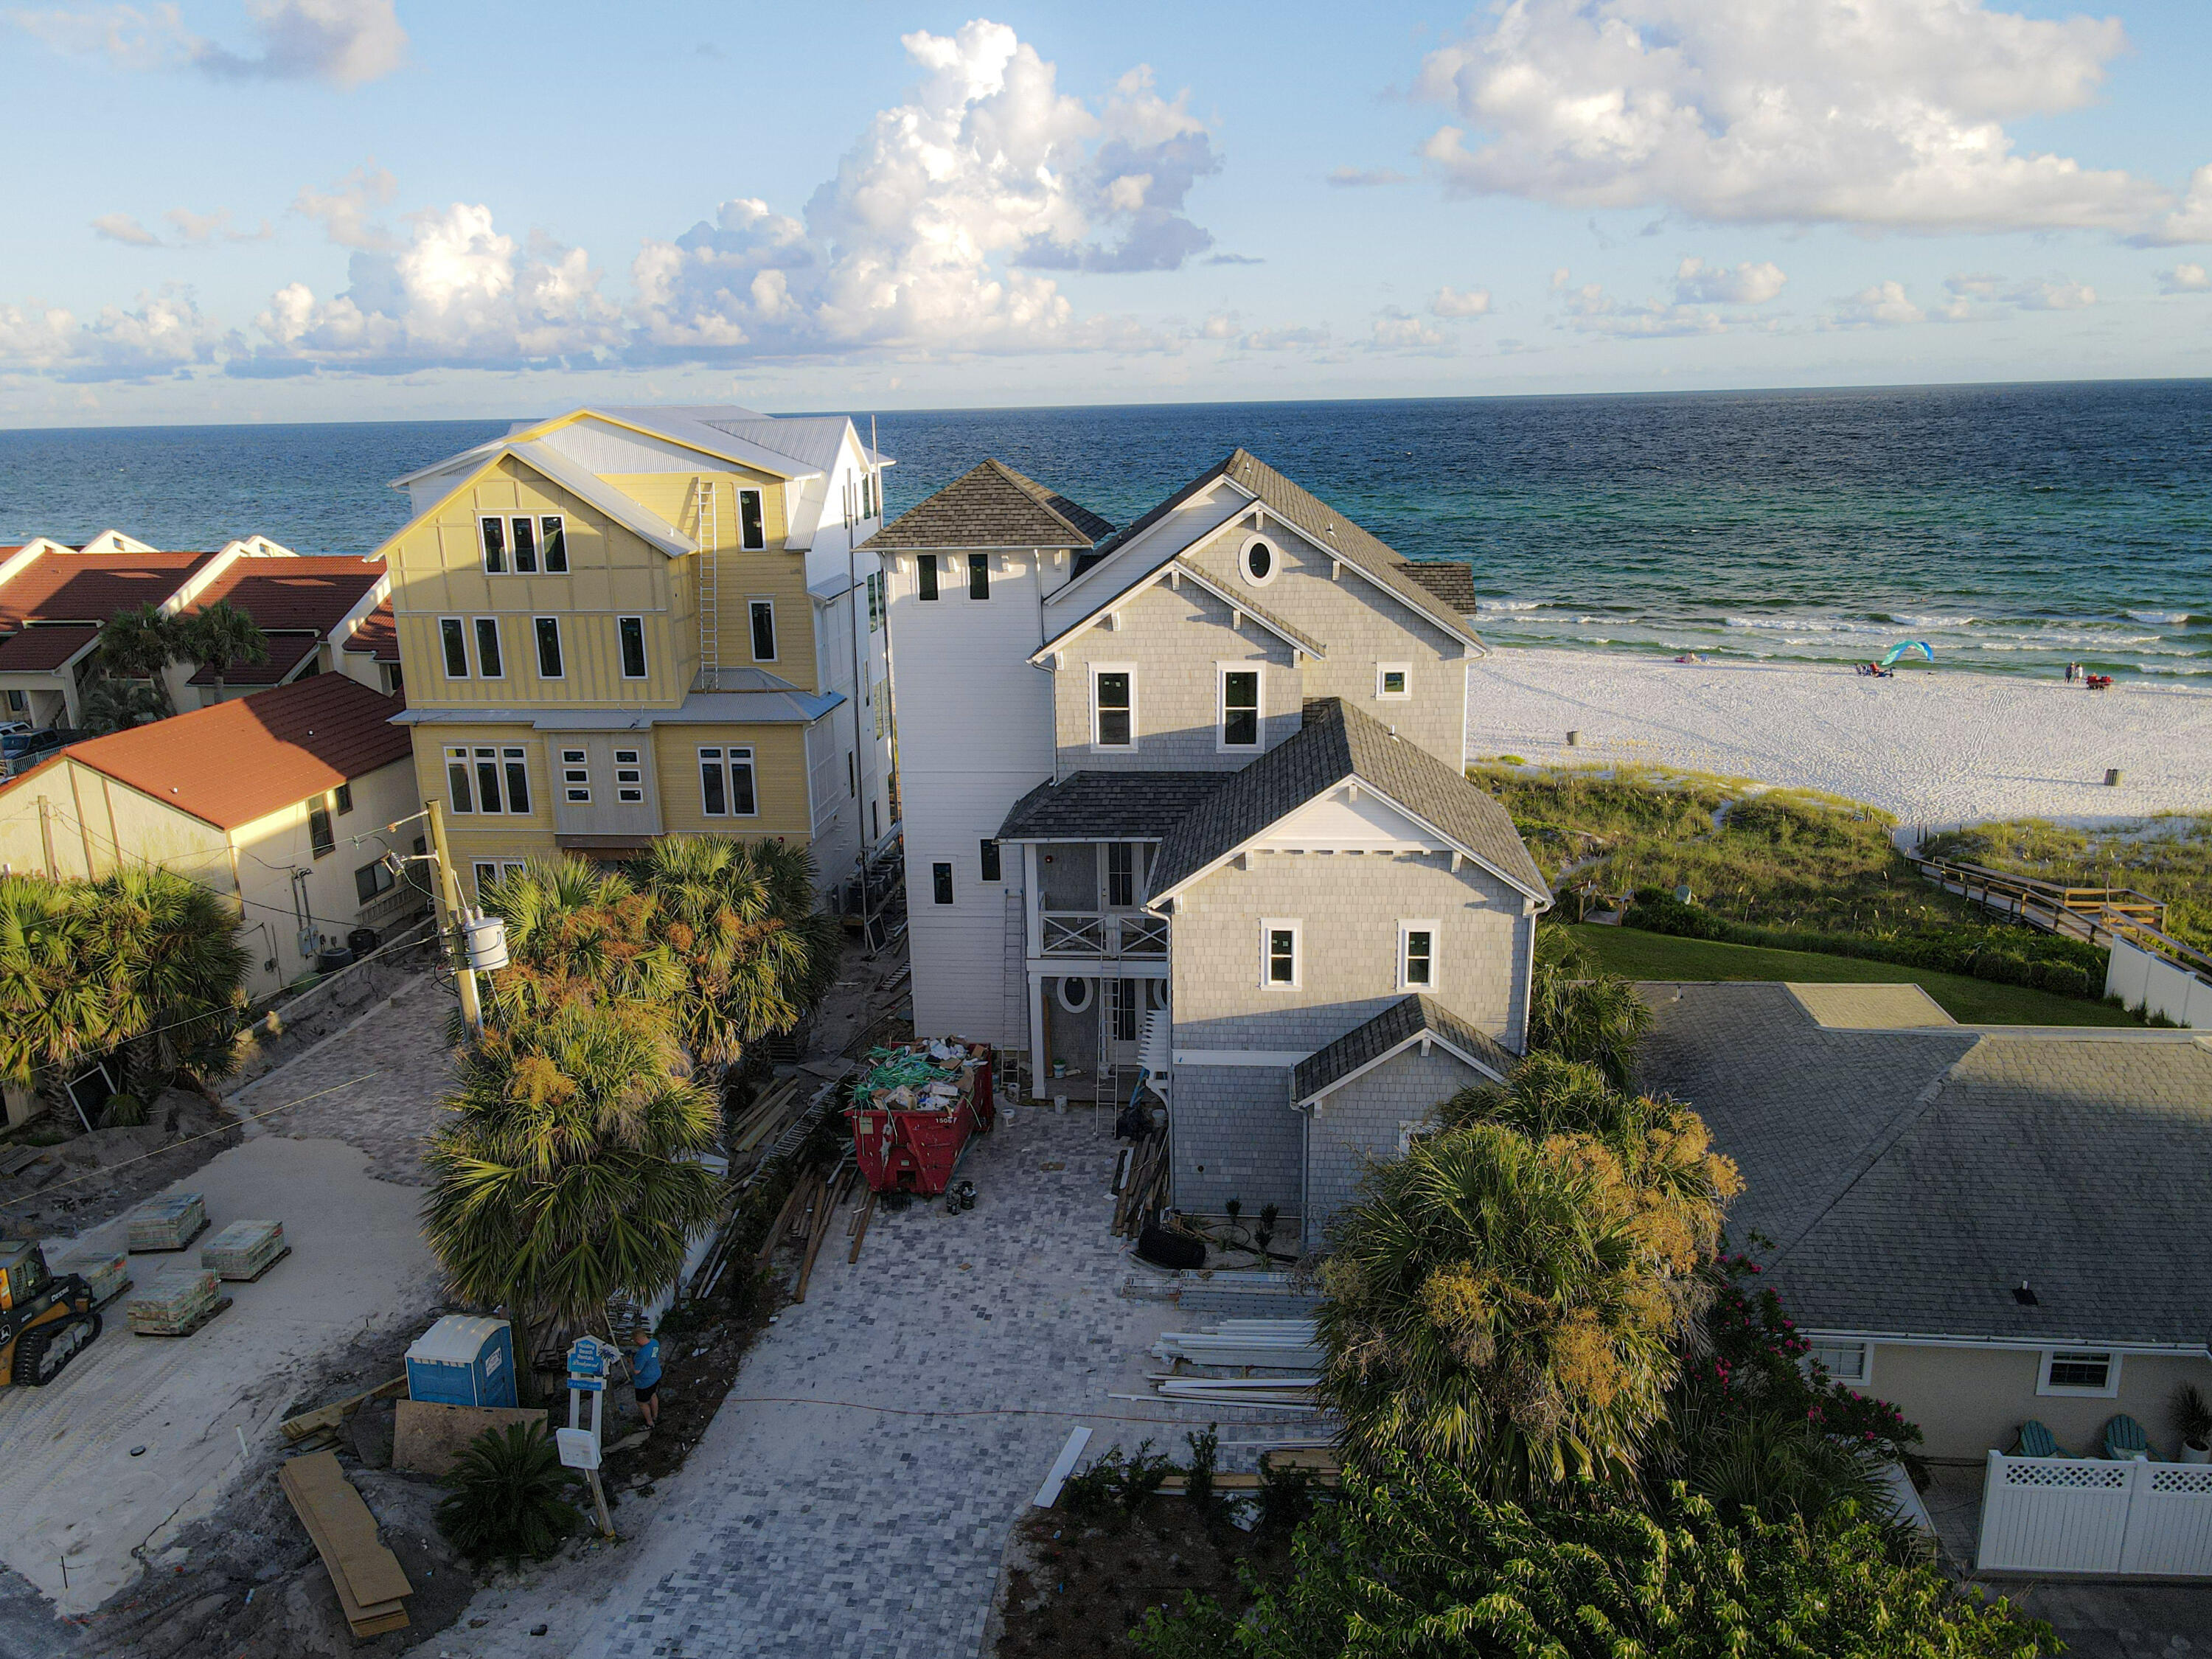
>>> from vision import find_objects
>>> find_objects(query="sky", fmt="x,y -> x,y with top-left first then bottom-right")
7,0 -> 2212,426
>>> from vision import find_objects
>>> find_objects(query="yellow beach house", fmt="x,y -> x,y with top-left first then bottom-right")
375,406 -> 895,902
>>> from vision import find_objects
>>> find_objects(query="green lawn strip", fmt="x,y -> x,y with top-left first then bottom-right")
1566,924 -> 2138,1028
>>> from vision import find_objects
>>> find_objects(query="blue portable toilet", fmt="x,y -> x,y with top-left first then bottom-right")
406,1315 -> 518,1408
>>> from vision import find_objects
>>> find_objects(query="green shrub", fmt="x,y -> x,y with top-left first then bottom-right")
99,1092 -> 147,1129
1184,1425 -> 1218,1516
435,1422 -> 583,1567
1058,1441 -> 1178,1523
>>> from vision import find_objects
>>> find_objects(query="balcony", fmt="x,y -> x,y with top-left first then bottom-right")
1038,911 -> 1167,959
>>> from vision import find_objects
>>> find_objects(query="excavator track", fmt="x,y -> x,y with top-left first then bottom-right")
12,1310 -> 100,1386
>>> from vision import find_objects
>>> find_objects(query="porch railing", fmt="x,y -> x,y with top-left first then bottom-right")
1039,911 -> 1167,958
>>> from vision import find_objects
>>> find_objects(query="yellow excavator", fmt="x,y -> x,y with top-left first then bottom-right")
0,1239 -> 100,1386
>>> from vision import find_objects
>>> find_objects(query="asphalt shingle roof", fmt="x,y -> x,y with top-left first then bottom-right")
996,771 -> 1231,841
1149,697 -> 1550,901
1293,993 -> 1514,1100
863,459 -> 1113,552
1395,560 -> 1478,613
1639,982 -> 2212,1349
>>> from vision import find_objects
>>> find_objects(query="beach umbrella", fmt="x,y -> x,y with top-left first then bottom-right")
1879,639 -> 1934,669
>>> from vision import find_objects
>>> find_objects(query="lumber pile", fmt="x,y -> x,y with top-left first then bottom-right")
128,1192 -> 206,1251
1148,1318 -> 1323,1410
201,1219 -> 285,1281
1111,1133 -> 1170,1237
126,1266 -> 225,1335
55,1245 -> 128,1306
279,1450 -> 412,1638
768,1155 -> 858,1302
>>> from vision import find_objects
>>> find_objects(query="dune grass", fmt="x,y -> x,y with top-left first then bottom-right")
1566,924 -> 2139,1027
1923,815 -> 2212,953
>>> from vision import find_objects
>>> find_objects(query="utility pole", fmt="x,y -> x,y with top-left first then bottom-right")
35,796 -> 56,879
425,799 -> 481,1035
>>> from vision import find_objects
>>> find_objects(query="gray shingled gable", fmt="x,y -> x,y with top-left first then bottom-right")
1034,557 -> 1326,663
1069,451 -> 1484,649
862,458 -> 1112,552
997,771 -> 1230,841
1293,994 -> 1515,1102
1640,983 -> 2212,1349
1396,561 -> 1478,613
1147,697 -> 1550,902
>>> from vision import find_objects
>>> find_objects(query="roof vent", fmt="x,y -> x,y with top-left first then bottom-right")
2012,1281 -> 2039,1306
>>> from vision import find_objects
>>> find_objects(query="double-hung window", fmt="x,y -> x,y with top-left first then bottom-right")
1262,919 -> 1301,988
2039,1349 -> 2119,1397
447,746 -> 529,814
354,859 -> 395,905
1398,920 -> 1438,990
1220,667 -> 1260,748
439,618 -> 469,678
979,840 -> 1002,882
737,488 -> 766,550
560,748 -> 590,803
474,617 -> 504,678
1803,1340 -> 1870,1386
618,616 -> 647,680
334,782 -> 353,815
534,617 -> 564,679
749,599 -> 777,662
1105,843 -> 1136,908
698,746 -> 757,817
1091,666 -> 1135,749
613,747 -> 644,804
482,514 -> 566,573
967,554 -> 990,599
308,796 -> 335,858
917,554 -> 940,602
932,862 -> 953,905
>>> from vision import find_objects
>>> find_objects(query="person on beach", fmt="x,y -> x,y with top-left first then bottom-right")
630,1326 -> 663,1429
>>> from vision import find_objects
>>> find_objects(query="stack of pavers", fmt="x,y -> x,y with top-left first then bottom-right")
54,1246 -> 130,1308
201,1220 -> 286,1281
128,1192 -> 208,1252
127,1265 -> 226,1336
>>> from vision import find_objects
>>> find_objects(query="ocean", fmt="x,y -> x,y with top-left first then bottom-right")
3,380 -> 2208,680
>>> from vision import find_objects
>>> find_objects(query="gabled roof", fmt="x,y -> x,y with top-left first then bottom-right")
184,633 -> 320,687
0,549 -> 216,628
183,556 -> 383,632
0,623 -> 100,672
1395,561 -> 1478,614
1032,557 -> 1325,664
997,771 -> 1231,842
1293,993 -> 1514,1104
379,442 -> 698,561
1068,451 -> 1484,652
341,599 -> 399,662
397,406 -> 825,492
862,459 -> 1113,552
1641,982 -> 2212,1350
1148,698 -> 1549,905
0,674 -> 409,831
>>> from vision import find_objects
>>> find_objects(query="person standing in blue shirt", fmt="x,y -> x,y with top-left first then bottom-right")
630,1326 -> 663,1428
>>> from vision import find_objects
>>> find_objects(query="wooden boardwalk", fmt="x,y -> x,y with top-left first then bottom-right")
1910,852 -> 2212,987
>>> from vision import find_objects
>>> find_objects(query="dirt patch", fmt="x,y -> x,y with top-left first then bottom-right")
995,1501 -> 1298,1659
0,1092 -> 243,1240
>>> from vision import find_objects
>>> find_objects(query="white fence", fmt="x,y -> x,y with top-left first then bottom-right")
2106,938 -> 2211,1029
1978,1452 -> 2212,1575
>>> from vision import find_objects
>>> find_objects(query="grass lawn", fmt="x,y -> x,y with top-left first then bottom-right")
1567,924 -> 2140,1028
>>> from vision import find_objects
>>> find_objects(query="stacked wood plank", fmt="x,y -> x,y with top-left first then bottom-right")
201,1219 -> 285,1281
126,1266 -> 225,1335
279,1450 -> 412,1638
128,1192 -> 207,1251
1111,1134 -> 1171,1237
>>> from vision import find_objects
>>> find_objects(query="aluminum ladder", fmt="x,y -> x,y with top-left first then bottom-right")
695,479 -> 720,689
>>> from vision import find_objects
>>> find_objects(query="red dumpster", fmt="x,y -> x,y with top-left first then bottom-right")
846,1043 -> 995,1197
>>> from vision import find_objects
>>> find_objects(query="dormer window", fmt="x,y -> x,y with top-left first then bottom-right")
1239,535 -> 1279,588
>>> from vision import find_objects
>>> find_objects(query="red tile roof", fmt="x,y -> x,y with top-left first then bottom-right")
0,623 -> 101,671
183,632 -> 321,687
184,556 -> 383,632
0,675 -> 411,831
0,549 -> 215,628
341,599 -> 399,662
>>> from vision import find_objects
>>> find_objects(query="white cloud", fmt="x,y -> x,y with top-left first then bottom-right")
1831,280 -> 1927,327
1432,285 -> 1493,317
291,164 -> 397,251
165,206 -> 271,244
1933,270 -> 2096,319
11,0 -> 406,86
91,211 -> 160,246
1673,256 -> 1785,305
1239,325 -> 1329,352
1368,308 -> 1452,352
1328,167 -> 1413,187
1415,0 -> 2190,238
630,24 -> 1214,362
2160,262 -> 2211,294
0,285 -> 224,380
2006,276 -> 2095,310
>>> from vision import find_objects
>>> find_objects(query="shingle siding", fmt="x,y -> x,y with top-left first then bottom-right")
1172,1064 -> 1302,1219
1305,1046 -> 1485,1250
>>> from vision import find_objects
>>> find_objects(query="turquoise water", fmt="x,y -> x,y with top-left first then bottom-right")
3,381 -> 2208,678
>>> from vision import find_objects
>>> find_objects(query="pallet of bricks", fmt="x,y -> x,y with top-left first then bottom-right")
128,1192 -> 207,1252
54,1246 -> 129,1309
202,1220 -> 288,1282
127,1266 -> 229,1336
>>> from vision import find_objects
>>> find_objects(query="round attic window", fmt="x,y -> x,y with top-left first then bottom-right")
1239,535 -> 1279,587
1056,976 -> 1093,1013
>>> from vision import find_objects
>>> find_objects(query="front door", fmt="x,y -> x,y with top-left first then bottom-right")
1105,977 -> 1143,1066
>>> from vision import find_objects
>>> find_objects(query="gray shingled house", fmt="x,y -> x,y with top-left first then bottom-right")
1641,981 -> 2212,1463
872,451 -> 1549,1248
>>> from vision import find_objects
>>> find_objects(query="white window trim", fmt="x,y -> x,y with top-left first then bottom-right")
560,747 -> 591,804
535,512 -> 568,574
444,745 -> 476,813
1397,1119 -> 1437,1156
1397,919 -> 1441,992
1261,917 -> 1302,990
696,745 -> 759,819
617,615 -> 648,680
1216,661 -> 1262,751
2038,1348 -> 2121,1398
1376,661 -> 1413,700
966,552 -> 992,599
472,858 -> 528,900
532,616 -> 565,680
473,616 -> 504,680
477,515 -> 508,574
1056,975 -> 1092,1012
748,597 -> 778,663
1802,1340 -> 1871,1387
438,616 -> 470,679
1239,532 -> 1281,588
1091,662 -> 1137,752
917,554 -> 941,602
737,487 -> 767,551
1144,978 -> 1169,1013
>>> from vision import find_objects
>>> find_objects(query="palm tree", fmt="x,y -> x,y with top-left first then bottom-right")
479,857 -> 681,1024
1525,925 -> 1652,1089
180,600 -> 269,702
626,836 -> 838,1074
79,678 -> 167,735
421,1001 -> 723,1394
83,867 -> 248,1088
1317,1105 -> 1738,1496
97,602 -> 184,714
0,876 -> 108,1088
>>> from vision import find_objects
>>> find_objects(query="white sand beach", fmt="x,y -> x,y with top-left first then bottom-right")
1465,650 -> 2212,827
